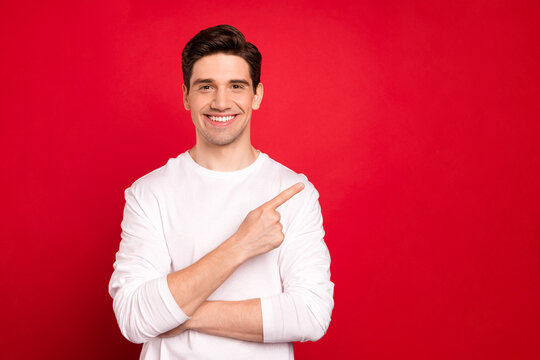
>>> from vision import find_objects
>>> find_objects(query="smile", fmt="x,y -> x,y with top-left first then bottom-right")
204,114 -> 238,127
206,114 -> 237,122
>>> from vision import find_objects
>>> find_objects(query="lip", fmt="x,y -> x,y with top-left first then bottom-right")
204,114 -> 238,128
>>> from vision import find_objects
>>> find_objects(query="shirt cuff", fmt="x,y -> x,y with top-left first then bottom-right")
260,294 -> 283,343
156,275 -> 190,325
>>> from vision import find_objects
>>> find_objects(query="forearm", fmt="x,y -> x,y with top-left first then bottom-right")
167,236 -> 247,316
162,299 -> 263,342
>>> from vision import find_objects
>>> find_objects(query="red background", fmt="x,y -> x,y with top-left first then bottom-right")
1,0 -> 539,359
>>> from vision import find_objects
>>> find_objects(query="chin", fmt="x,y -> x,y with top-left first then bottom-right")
202,134 -> 240,146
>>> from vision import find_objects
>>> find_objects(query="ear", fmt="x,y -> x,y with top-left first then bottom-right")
252,83 -> 264,110
182,83 -> 190,110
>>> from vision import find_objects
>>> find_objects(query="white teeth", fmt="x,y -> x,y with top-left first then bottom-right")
208,115 -> 235,122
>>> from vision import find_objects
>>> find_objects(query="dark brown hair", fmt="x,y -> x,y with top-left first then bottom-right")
182,25 -> 262,94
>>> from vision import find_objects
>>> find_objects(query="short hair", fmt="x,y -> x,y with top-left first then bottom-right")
182,25 -> 262,94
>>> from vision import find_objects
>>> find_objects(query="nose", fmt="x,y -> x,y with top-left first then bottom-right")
210,87 -> 232,111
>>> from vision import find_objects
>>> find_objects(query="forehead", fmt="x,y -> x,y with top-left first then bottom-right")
191,53 -> 251,84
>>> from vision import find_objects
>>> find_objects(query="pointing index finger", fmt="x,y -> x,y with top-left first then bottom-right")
266,182 -> 305,209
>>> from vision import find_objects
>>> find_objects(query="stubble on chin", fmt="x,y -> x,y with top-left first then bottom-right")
197,118 -> 250,147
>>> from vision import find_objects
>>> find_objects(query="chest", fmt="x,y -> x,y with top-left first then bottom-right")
156,178 -> 285,299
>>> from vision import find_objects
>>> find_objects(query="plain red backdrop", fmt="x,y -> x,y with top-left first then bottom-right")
1,0 -> 539,359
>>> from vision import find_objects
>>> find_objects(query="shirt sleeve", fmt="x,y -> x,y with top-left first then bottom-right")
108,186 -> 189,344
260,180 -> 335,343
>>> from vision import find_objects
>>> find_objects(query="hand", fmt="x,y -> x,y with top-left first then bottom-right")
231,182 -> 305,260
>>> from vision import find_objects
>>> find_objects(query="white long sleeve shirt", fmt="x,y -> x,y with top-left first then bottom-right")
109,150 -> 334,360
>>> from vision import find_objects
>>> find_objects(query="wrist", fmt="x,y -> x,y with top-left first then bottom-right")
183,317 -> 194,331
221,233 -> 250,264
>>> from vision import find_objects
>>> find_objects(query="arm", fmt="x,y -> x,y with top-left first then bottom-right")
165,237 -> 246,317
110,183 -> 304,343
162,181 -> 334,343
161,299 -> 263,342
261,181 -> 334,342
109,187 -> 189,344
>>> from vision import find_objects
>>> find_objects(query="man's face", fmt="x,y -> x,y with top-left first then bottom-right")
182,53 -> 263,147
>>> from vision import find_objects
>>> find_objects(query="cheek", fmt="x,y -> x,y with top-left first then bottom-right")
188,98 -> 205,112
234,95 -> 254,109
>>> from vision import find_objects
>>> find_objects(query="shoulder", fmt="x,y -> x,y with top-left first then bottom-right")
263,155 -> 318,197
261,155 -> 320,223
126,154 -> 186,201
260,155 -> 323,237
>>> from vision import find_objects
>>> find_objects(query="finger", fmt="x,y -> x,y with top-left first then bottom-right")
265,182 -> 305,209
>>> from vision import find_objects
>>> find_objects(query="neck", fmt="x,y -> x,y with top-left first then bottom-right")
189,140 -> 259,172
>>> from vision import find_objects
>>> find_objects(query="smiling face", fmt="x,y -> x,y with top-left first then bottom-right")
182,53 -> 263,148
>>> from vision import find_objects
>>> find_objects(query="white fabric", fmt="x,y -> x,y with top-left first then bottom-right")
109,150 -> 334,360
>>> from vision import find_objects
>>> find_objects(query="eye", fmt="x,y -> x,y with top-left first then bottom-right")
199,85 -> 212,91
232,84 -> 244,89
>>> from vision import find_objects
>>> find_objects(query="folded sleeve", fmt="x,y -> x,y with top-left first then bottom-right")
260,180 -> 334,343
108,186 -> 189,344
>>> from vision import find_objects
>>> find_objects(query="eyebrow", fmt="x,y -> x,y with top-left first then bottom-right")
192,78 -> 213,86
192,78 -> 251,87
229,79 -> 251,86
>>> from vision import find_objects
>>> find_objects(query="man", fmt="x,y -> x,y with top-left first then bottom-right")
109,25 -> 334,359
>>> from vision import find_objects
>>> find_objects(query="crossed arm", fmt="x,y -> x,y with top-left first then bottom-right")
158,183 -> 305,341
160,299 -> 263,342
109,181 -> 333,344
